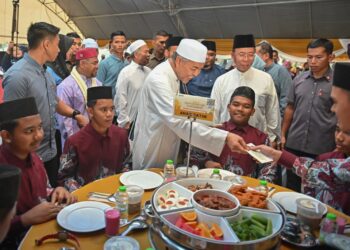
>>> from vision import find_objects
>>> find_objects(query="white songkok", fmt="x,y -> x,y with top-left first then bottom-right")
128,40 -> 147,54
82,38 -> 99,49
176,39 -> 207,63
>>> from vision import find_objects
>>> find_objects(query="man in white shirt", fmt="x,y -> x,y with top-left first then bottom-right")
114,40 -> 151,130
211,34 -> 281,145
132,39 -> 248,169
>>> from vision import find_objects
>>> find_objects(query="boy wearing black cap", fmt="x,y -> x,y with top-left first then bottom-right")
204,86 -> 275,181
58,86 -> 129,192
0,97 -> 75,248
252,63 -> 350,215
0,165 -> 20,243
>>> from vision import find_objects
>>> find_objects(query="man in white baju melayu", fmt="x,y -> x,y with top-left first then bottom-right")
133,39 -> 248,169
211,34 -> 281,145
114,40 -> 151,130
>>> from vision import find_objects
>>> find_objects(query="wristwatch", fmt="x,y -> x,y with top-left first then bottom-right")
35,230 -> 80,247
72,109 -> 81,120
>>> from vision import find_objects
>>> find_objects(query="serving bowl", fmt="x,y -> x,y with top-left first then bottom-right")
192,189 -> 240,217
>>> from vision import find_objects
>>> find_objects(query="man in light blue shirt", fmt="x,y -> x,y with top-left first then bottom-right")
186,40 -> 225,97
256,41 -> 292,117
97,31 -> 128,98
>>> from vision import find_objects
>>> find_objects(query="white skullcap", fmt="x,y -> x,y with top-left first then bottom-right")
82,38 -> 98,49
176,39 -> 207,63
0,70 -> 3,76
128,40 -> 146,54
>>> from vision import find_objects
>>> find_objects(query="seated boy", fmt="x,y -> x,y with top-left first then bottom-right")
58,86 -> 130,192
0,98 -> 75,248
204,86 -> 276,182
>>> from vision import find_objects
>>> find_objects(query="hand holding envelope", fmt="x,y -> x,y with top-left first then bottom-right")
247,143 -> 280,165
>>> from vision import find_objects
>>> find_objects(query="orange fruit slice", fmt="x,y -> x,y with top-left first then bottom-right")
196,222 -> 211,238
180,211 -> 197,221
210,223 -> 223,238
185,221 -> 198,229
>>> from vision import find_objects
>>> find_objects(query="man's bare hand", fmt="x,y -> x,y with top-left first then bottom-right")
51,187 -> 77,205
204,160 -> 222,169
280,135 -> 287,150
226,133 -> 248,154
20,202 -> 61,226
75,114 -> 89,128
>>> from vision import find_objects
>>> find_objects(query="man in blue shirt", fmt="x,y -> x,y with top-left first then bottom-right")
186,40 -> 225,97
256,41 -> 292,117
97,31 -> 128,98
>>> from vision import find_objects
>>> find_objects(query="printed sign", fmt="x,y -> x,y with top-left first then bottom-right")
173,94 -> 215,125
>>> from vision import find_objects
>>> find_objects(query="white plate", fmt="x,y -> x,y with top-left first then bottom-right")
120,170 -> 163,189
197,168 -> 236,179
272,192 -> 327,214
57,201 -> 110,233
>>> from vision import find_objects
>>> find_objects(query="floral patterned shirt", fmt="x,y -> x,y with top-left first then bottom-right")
279,150 -> 350,215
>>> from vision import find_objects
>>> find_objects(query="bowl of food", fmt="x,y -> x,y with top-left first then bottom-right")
192,189 -> 240,217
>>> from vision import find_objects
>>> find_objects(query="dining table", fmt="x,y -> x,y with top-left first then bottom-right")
19,168 -> 350,250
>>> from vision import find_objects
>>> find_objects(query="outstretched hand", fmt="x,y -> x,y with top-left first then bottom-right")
250,144 -> 282,166
226,133 -> 248,154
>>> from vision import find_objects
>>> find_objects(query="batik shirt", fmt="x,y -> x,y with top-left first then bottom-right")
279,150 -> 350,215
58,123 -> 130,192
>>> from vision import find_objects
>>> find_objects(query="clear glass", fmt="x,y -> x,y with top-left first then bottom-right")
126,185 -> 144,215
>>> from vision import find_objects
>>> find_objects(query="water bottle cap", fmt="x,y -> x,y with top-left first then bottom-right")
213,169 -> 220,174
259,180 -> 267,186
326,213 -> 336,220
166,160 -> 174,164
119,186 -> 127,192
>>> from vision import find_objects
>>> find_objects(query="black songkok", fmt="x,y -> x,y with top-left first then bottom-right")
233,34 -> 255,50
201,40 -> 216,52
229,86 -> 256,106
333,63 -> 350,91
166,36 -> 184,49
87,86 -> 113,102
0,165 -> 21,214
0,97 -> 38,123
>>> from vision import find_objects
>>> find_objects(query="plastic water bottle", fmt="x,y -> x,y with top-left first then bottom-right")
319,213 -> 337,243
256,180 -> 269,195
163,160 -> 176,182
116,186 -> 128,226
210,169 -> 222,180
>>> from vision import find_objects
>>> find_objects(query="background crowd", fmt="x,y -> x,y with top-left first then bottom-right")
0,21 -> 350,249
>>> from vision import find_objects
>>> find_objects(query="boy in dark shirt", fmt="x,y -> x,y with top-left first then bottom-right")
205,86 -> 276,181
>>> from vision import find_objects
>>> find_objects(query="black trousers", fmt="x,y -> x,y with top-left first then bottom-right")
44,154 -> 59,188
284,147 -> 317,192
